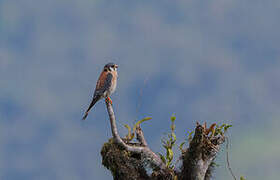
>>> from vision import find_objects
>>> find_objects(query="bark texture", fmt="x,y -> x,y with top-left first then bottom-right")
179,123 -> 225,180
101,101 -> 225,180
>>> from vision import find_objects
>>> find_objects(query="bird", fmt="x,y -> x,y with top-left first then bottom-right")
82,63 -> 118,120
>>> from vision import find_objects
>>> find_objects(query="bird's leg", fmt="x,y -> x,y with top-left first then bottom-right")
106,97 -> 113,105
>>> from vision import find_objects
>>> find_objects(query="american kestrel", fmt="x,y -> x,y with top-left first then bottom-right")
82,63 -> 118,120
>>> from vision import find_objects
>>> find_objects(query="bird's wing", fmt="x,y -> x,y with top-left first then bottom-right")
95,72 -> 113,96
103,72 -> 113,93
82,73 -> 113,120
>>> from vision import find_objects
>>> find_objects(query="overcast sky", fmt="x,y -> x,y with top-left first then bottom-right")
1,0 -> 280,179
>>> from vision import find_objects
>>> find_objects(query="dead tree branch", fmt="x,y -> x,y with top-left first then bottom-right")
101,100 -> 225,180
104,101 -> 167,171
179,123 -> 225,180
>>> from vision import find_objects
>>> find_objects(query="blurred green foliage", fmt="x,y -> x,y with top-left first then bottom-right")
214,123 -> 232,136
187,130 -> 194,143
158,115 -> 177,169
124,117 -> 152,141
124,115 -> 243,180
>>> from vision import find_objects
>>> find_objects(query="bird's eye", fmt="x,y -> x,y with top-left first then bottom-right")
109,65 -> 117,71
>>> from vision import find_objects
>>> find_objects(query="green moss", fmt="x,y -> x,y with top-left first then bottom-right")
101,138 -> 149,180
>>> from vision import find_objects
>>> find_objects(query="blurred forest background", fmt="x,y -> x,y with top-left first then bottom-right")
1,0 -> 280,179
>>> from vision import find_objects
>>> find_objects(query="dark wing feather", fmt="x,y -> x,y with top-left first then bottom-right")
82,73 -> 113,120
103,72 -> 113,93
95,72 -> 113,95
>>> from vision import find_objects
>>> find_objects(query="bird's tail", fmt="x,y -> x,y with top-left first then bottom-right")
82,95 -> 101,120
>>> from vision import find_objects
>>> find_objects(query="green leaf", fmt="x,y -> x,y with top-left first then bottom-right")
158,153 -> 166,164
132,117 -> 152,133
187,131 -> 194,142
166,161 -> 171,167
211,162 -> 220,167
240,176 -> 246,180
124,124 -> 131,133
170,115 -> 176,122
224,124 -> 232,133
124,124 -> 133,141
158,115 -> 178,169
214,124 -> 223,135
179,142 -> 185,152
167,148 -> 173,161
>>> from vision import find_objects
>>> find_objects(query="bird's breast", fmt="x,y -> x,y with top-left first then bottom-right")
110,71 -> 117,94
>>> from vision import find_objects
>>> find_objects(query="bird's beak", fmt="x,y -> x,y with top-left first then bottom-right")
115,65 -> 118,68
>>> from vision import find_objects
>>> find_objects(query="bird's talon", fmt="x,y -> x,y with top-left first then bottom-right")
106,97 -> 113,105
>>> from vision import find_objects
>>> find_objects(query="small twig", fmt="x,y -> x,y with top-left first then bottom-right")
105,100 -> 144,152
226,137 -> 237,180
135,125 -> 148,146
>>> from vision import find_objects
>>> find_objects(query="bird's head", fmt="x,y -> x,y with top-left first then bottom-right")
104,63 -> 118,72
